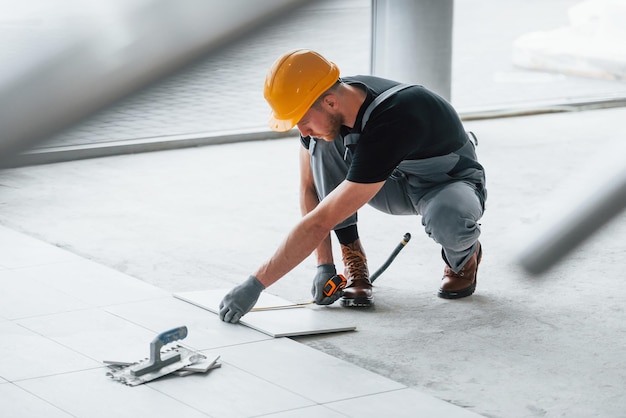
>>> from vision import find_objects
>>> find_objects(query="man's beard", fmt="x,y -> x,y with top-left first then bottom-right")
320,110 -> 342,141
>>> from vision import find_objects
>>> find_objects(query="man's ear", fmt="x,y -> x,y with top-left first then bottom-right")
323,93 -> 337,109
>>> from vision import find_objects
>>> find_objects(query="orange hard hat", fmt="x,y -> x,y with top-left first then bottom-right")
264,49 -> 340,132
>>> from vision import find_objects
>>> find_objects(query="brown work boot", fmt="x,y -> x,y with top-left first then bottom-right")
438,242 -> 482,299
340,240 -> 373,307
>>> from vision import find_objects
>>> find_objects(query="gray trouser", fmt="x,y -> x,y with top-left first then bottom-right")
308,136 -> 486,272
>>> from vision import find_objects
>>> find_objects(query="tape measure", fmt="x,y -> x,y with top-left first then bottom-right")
323,274 -> 347,297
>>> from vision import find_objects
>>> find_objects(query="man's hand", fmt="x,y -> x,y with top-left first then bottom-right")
219,276 -> 265,323
311,264 -> 343,305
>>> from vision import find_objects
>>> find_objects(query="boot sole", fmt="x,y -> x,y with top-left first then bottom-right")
437,279 -> 476,299
340,297 -> 374,307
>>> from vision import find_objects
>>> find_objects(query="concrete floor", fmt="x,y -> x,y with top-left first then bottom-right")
1,107 -> 625,417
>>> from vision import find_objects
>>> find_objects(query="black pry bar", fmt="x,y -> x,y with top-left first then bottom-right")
370,232 -> 411,283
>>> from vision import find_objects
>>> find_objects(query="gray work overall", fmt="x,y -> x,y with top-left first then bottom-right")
307,84 -> 486,272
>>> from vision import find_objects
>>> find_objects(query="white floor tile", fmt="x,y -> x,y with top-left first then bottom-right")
0,383 -> 73,418
0,270 -> 90,319
0,230 -> 466,418
175,289 -> 356,337
0,226 -> 81,269
0,322 -> 99,381
148,360 -> 314,418
202,338 -> 406,404
15,259 -> 168,306
16,308 -> 159,363
325,388 -> 485,418
17,369 -> 209,418
105,297 -> 271,350
260,405 -> 348,418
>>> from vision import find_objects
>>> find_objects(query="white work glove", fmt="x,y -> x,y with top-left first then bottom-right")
311,264 -> 343,305
219,276 -> 265,323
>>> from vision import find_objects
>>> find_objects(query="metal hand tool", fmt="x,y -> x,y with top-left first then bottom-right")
105,326 -> 207,386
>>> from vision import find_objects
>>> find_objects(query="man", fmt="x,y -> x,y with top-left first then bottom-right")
219,49 -> 486,323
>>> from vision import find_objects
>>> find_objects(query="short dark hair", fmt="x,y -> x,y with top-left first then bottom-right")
312,79 -> 342,108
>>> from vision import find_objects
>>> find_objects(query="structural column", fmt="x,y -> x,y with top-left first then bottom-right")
371,0 -> 454,100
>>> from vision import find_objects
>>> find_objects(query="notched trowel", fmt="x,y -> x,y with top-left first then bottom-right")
105,325 -> 206,386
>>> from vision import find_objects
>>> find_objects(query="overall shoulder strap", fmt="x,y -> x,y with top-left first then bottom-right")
343,83 -> 412,155
360,83 -> 412,130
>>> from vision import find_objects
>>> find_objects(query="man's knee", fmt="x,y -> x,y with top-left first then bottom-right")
422,200 -> 481,251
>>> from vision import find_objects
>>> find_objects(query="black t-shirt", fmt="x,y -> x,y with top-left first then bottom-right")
302,75 -> 468,184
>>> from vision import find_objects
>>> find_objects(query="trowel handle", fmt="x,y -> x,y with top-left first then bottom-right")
155,326 -> 188,347
131,326 -> 188,377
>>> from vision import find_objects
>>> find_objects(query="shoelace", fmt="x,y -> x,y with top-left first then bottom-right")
444,265 -> 468,278
444,245 -> 482,279
342,246 -> 369,282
